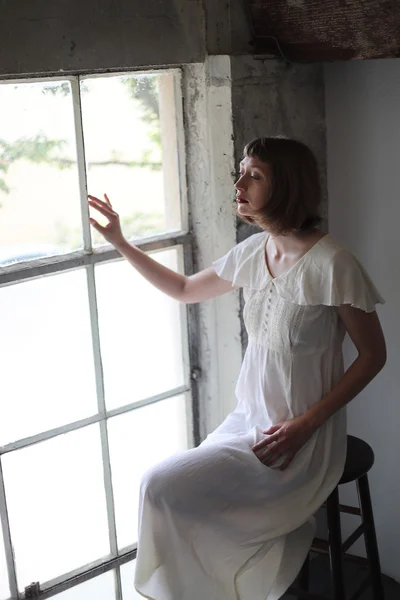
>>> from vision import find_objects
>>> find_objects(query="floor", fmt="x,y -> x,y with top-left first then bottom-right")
282,554 -> 400,599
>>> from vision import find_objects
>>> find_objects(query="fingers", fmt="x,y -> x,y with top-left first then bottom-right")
88,198 -> 116,220
263,425 -> 280,435
252,433 -> 277,452
88,194 -> 106,206
88,195 -> 115,214
253,436 -> 286,465
88,195 -> 111,210
257,446 -> 281,466
88,218 -> 106,233
255,446 -> 294,469
254,447 -> 279,467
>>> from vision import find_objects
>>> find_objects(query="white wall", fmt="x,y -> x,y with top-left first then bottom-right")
325,59 -> 400,581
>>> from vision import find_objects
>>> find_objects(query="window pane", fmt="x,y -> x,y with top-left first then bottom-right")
0,81 -> 82,266
2,424 -> 110,588
56,571 -> 115,600
0,270 -> 98,445
121,561 -> 142,600
108,395 -> 189,549
0,515 -> 10,600
95,250 -> 185,411
81,73 -> 181,244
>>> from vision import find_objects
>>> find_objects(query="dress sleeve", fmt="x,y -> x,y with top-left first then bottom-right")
212,245 -> 245,288
323,250 -> 385,312
212,232 -> 265,289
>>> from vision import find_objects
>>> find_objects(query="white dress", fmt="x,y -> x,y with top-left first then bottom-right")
134,232 -> 384,600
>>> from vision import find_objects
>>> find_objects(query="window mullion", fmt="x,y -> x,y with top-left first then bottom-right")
182,241 -> 201,448
173,70 -> 189,234
71,77 -> 92,252
0,458 -> 19,599
176,243 -> 196,449
85,265 -> 122,600
0,233 -> 191,289
21,548 -> 137,599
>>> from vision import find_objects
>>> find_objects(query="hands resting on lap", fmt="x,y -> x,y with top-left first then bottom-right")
252,415 -> 315,471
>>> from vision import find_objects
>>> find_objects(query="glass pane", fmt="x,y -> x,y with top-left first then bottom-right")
0,515 -> 10,600
81,73 -> 181,244
95,250 -> 185,411
121,561 -> 142,600
0,270 -> 98,445
2,424 -> 110,588
0,80 -> 82,266
108,395 -> 188,549
56,571 -> 115,600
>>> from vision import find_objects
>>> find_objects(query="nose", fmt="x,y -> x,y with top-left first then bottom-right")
234,174 -> 246,191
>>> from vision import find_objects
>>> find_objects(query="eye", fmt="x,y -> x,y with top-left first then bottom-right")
238,170 -> 260,179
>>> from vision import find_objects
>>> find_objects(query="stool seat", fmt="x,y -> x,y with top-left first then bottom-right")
339,434 -> 375,485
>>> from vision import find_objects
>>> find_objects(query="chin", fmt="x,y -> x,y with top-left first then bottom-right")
237,204 -> 255,217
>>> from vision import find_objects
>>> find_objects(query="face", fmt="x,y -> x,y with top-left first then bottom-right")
234,156 -> 272,217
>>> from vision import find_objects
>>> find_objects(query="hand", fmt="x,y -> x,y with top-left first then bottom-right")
88,194 -> 126,248
252,415 -> 315,471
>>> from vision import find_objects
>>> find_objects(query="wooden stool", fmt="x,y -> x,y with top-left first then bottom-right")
288,435 -> 385,600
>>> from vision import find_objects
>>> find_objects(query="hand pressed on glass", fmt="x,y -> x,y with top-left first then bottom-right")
252,415 -> 315,471
88,194 -> 126,248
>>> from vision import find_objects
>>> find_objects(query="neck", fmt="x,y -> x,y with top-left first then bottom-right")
268,229 -> 321,257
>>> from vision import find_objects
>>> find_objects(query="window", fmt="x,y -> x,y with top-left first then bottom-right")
0,70 -> 198,600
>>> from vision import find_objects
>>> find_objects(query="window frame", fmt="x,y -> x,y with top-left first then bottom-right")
0,68 -> 201,600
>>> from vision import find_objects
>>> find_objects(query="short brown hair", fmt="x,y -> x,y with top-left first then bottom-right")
236,136 -> 322,235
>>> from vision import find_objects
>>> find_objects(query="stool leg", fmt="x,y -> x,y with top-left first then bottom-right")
326,487 -> 346,600
357,475 -> 385,600
297,553 -> 310,590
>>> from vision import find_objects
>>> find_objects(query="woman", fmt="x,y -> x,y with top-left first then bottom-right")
88,136 -> 386,600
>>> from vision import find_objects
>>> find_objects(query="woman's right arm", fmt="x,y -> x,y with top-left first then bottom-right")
88,194 -> 233,304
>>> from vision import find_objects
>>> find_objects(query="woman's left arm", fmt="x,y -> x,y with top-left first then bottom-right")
253,306 -> 386,470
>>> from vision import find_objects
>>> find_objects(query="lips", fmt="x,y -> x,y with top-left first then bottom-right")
236,196 -> 248,203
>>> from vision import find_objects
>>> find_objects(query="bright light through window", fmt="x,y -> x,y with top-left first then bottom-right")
0,70 -> 193,600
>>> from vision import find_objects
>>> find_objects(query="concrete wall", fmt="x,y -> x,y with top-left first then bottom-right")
230,56 -> 328,350
0,0 -> 205,76
205,0 -> 254,56
325,58 -> 400,581
182,59 -> 242,437
0,0 -> 265,78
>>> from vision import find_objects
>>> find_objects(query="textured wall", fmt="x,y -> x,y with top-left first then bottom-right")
205,0 -> 254,56
231,57 -> 327,240
230,56 -> 327,350
248,0 -> 400,61
182,60 -> 242,435
0,0 -> 205,76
